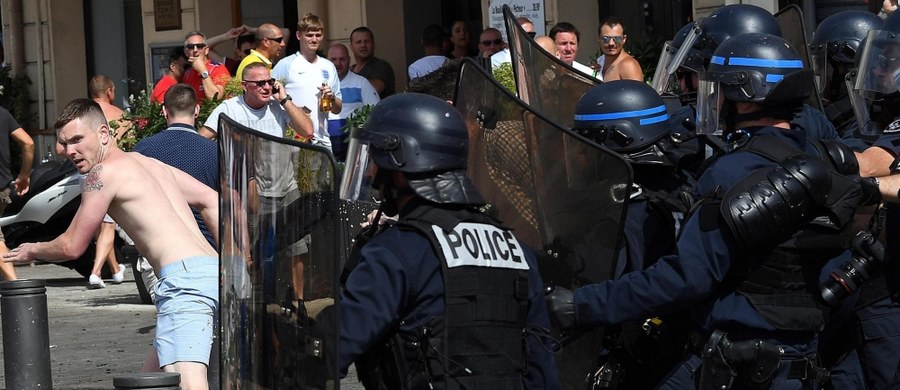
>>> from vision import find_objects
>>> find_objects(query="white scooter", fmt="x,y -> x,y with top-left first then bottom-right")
1,160 -> 153,303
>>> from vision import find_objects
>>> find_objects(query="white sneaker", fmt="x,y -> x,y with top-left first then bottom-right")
88,274 -> 106,289
112,264 -> 126,284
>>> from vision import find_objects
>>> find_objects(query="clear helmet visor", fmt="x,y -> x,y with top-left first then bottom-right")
652,41 -> 678,94
809,44 -> 832,96
695,78 -> 723,135
846,71 -> 877,136
339,134 -> 379,203
854,30 -> 900,95
666,23 -> 702,75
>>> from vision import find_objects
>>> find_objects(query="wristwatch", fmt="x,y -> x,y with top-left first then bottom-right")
280,95 -> 292,106
200,71 -> 210,80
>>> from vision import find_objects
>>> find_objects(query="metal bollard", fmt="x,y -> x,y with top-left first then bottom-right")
113,372 -> 181,389
1,279 -> 53,390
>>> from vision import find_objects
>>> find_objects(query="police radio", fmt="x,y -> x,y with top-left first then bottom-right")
820,231 -> 887,306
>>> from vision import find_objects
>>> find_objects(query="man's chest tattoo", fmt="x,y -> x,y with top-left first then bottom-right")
84,166 -> 104,192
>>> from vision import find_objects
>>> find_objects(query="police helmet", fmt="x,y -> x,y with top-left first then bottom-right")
573,80 -> 672,161
696,5 -> 782,64
852,11 -> 900,96
812,11 -> 883,64
708,33 -> 812,104
696,33 -> 812,133
339,93 -> 485,205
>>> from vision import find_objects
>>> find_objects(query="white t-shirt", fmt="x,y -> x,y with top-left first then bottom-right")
573,60 -> 601,81
408,55 -> 448,79
204,96 -> 297,197
491,48 -> 511,69
272,52 -> 343,147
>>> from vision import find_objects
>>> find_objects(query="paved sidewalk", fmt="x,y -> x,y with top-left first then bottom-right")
0,262 -> 155,389
0,263 -> 364,389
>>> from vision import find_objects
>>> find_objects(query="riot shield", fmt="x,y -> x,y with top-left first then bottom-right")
776,5 -> 823,111
503,4 -> 600,128
454,58 -> 632,389
218,114 -> 343,389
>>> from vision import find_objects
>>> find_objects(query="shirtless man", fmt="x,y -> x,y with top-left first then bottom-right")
89,75 -> 132,142
597,17 -> 643,81
3,99 -> 219,390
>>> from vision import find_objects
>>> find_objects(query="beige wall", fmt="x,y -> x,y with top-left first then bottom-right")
140,0 -> 233,86
695,0 -> 778,19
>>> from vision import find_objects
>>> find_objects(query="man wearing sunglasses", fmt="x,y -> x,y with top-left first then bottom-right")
236,23 -> 287,79
491,16 -> 535,70
477,28 -> 506,59
182,31 -> 231,103
595,17 -> 643,82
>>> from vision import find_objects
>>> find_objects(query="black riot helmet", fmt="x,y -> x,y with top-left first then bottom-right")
811,11 -> 883,97
339,93 -> 485,207
652,21 -> 704,94
696,5 -> 782,67
812,11 -> 882,64
697,33 -> 813,133
664,4 -> 781,94
573,80 -> 672,163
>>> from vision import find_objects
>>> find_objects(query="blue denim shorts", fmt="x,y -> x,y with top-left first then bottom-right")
154,256 -> 219,367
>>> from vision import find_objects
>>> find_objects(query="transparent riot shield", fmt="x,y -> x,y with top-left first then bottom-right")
776,5 -> 823,111
454,58 -> 633,389
503,4 -> 600,128
218,114 -> 342,390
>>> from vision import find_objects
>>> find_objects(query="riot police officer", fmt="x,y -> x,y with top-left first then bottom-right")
809,10 -> 883,149
548,33 -> 869,389
571,80 -> 695,388
337,93 -> 560,389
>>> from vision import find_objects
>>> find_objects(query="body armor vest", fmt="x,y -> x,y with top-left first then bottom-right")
719,134 -> 862,332
355,203 -> 532,390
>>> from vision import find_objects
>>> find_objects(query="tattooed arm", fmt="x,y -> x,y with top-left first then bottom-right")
3,165 -> 112,263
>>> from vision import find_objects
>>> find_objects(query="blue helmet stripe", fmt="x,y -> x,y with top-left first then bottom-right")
639,113 -> 670,125
724,57 -> 803,68
710,56 -> 726,65
765,74 -> 785,83
575,104 -> 667,121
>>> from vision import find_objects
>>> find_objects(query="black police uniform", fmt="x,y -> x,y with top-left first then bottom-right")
339,199 -> 560,389
572,127 -> 848,389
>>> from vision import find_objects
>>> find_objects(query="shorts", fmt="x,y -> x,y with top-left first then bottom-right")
103,214 -> 114,224
154,256 -> 219,367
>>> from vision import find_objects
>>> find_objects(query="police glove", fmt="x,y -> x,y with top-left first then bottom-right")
546,286 -> 576,329
857,176 -> 882,206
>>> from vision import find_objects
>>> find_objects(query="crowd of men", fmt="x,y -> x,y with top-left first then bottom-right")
7,3 -> 900,390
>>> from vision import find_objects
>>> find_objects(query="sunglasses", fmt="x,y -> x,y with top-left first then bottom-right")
526,32 -> 537,38
243,78 -> 276,87
266,36 -> 285,43
185,43 -> 207,50
600,35 -> 625,45
481,38 -> 503,46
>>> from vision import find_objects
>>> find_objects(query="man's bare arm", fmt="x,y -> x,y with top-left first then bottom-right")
369,79 -> 386,95
3,166 -> 110,263
619,58 -> 644,82
856,147 -> 895,177
11,127 -> 34,196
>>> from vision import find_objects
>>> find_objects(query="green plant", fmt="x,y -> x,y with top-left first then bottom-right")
493,62 -> 517,94
340,104 -> 374,135
0,67 -> 36,129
